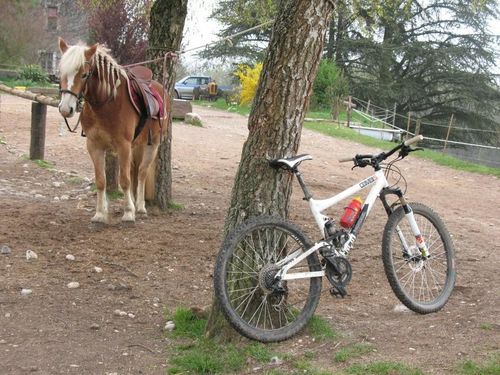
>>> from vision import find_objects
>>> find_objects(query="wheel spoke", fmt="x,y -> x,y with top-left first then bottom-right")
383,204 -> 455,312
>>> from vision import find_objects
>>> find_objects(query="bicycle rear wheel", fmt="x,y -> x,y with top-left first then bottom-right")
214,216 -> 322,342
382,203 -> 456,313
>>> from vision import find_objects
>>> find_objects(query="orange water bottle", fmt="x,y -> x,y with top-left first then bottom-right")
340,197 -> 363,229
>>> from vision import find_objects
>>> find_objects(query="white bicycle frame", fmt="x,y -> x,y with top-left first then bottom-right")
275,168 -> 428,281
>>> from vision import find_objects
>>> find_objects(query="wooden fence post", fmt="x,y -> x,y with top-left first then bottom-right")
392,102 -> 397,128
444,114 -> 454,150
30,102 -> 46,160
347,95 -> 352,128
415,118 -> 421,136
406,112 -> 411,137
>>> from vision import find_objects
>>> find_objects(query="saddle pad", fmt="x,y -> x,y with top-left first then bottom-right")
126,69 -> 164,119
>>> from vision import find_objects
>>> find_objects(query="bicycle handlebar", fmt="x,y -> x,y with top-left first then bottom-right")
404,134 -> 424,147
339,157 -> 353,163
338,135 -> 424,168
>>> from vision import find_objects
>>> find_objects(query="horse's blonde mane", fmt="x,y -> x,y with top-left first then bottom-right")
60,43 -> 126,98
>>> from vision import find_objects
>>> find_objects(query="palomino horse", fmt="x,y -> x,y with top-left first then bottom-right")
58,38 -> 165,223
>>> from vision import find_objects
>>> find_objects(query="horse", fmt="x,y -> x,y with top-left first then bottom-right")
57,37 -> 165,223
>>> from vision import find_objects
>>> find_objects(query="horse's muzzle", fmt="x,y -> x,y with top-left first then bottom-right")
59,98 -> 76,118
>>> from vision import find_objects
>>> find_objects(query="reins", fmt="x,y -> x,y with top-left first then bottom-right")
59,60 -> 92,133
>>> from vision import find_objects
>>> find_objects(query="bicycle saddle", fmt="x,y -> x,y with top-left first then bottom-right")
269,154 -> 313,170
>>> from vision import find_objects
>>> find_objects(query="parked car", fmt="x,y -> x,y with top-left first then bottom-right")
174,75 -> 235,101
174,75 -> 211,100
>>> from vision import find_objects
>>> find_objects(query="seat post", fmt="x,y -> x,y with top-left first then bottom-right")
293,168 -> 312,201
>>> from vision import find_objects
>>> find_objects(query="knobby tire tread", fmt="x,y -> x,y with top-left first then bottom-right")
382,202 -> 456,313
214,216 -> 322,342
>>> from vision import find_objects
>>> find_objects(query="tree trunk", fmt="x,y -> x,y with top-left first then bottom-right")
105,153 -> 120,192
205,0 -> 335,341
148,0 -> 188,209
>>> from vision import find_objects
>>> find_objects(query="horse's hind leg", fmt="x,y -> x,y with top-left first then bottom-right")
135,144 -> 159,214
117,143 -> 135,222
87,144 -> 108,223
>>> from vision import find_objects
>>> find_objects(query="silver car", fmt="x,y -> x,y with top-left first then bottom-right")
174,75 -> 211,100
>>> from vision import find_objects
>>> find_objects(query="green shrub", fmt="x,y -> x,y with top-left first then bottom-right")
19,64 -> 48,83
311,59 -> 349,117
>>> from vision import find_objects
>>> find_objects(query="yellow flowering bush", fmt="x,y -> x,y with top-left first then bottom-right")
234,62 -> 263,105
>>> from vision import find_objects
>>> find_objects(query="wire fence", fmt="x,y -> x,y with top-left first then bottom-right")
350,97 -> 500,168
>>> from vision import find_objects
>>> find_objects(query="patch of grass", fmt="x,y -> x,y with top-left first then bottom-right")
32,159 -> 54,169
306,315 -> 340,341
345,361 -> 424,375
166,308 -> 247,374
168,201 -> 184,211
65,176 -> 85,185
0,77 -> 53,88
168,307 -> 207,339
169,343 -> 245,374
480,323 -> 494,330
196,98 -> 251,117
0,136 -> 6,145
106,190 -> 124,200
247,343 -> 273,363
304,121 -> 500,177
334,342 -> 373,362
417,148 -> 500,177
459,354 -> 500,375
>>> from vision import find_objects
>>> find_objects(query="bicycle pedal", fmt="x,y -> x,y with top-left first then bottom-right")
329,286 -> 347,298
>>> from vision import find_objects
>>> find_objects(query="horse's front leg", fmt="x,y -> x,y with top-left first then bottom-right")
117,143 -> 135,222
135,144 -> 159,215
87,143 -> 108,223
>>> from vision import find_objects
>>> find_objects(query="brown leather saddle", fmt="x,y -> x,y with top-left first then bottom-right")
126,66 -> 165,142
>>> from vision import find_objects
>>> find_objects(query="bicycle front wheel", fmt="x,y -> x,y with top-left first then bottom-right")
382,203 -> 456,313
214,216 -> 322,342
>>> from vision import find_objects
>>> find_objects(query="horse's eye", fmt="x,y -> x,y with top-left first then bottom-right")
81,72 -> 89,79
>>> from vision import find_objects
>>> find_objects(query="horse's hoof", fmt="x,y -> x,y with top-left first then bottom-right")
91,213 -> 108,224
137,207 -> 148,216
121,212 -> 136,223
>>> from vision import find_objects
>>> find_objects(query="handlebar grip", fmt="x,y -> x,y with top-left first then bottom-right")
404,134 -> 424,146
338,157 -> 353,163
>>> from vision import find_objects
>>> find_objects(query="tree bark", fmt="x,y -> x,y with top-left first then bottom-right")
205,0 -> 335,341
148,0 -> 188,209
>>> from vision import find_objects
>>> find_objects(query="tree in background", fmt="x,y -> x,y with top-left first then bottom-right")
79,0 -> 152,64
205,0 -> 334,340
311,59 -> 349,118
0,1 -> 45,65
148,0 -> 188,209
341,0 -> 500,143
199,0 -> 276,63
201,0 -> 500,145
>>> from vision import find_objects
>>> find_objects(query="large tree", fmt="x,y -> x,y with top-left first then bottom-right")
79,0 -> 152,64
342,0 -> 500,143
201,0 -> 500,145
205,0 -> 335,340
0,1 -> 45,65
148,0 -> 188,209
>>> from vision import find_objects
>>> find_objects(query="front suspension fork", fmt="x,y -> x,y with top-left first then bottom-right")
380,188 -> 429,258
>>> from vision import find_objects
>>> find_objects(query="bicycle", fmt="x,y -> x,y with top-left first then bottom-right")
214,135 -> 456,342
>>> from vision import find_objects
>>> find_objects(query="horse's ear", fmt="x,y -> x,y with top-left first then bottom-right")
85,43 -> 98,60
58,37 -> 69,53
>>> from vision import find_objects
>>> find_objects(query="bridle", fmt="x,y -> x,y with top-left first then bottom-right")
59,60 -> 92,133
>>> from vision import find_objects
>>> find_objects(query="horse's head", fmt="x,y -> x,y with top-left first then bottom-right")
58,38 -> 98,118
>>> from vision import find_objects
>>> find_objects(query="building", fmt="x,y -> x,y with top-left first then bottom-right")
38,1 -> 88,76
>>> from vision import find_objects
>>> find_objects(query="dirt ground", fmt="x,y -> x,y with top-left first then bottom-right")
0,94 -> 498,375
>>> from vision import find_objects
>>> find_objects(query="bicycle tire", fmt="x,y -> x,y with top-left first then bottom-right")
214,216 -> 322,342
382,202 -> 456,313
